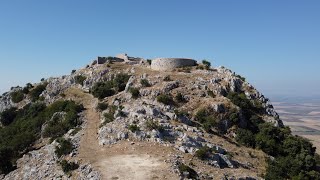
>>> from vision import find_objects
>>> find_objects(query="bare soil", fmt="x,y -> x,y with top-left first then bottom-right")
65,88 -> 178,180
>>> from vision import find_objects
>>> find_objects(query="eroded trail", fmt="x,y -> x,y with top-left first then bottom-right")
65,88 -> 178,180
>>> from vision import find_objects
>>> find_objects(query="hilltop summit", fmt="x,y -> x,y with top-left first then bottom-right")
0,54 -> 318,180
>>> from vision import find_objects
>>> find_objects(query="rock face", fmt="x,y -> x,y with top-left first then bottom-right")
0,92 -> 13,113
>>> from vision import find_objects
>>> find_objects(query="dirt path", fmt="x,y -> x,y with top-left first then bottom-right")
65,88 -> 179,180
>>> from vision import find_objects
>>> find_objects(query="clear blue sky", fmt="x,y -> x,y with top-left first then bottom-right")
0,0 -> 319,97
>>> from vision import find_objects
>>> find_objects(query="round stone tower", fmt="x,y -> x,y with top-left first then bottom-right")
151,58 -> 197,71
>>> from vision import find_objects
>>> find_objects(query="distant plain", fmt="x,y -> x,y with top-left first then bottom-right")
271,96 -> 320,154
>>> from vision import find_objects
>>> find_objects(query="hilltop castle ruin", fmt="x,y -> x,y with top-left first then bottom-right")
94,53 -> 197,71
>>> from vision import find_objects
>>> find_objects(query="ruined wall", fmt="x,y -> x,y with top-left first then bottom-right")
151,58 -> 197,71
97,56 -> 124,64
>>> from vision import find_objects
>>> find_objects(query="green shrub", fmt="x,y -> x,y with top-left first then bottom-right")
195,109 -> 217,132
178,163 -> 198,179
0,148 -> 14,174
163,75 -> 171,81
157,94 -> 174,105
113,73 -> 131,92
235,74 -> 246,82
29,83 -> 48,102
128,124 -> 140,132
195,146 -> 211,160
43,101 -> 83,139
147,59 -> 152,65
140,79 -> 151,87
91,81 -> 115,99
0,100 -> 84,174
97,102 -> 108,111
0,107 -> 17,126
129,87 -> 140,99
60,160 -> 79,174
174,109 -> 189,117
91,73 -> 130,99
236,128 -> 255,147
74,75 -> 86,85
11,90 -> 24,103
145,120 -> 164,132
175,93 -> 186,103
202,60 -> 211,69
101,105 -> 116,126
55,138 -> 74,158
22,83 -> 33,94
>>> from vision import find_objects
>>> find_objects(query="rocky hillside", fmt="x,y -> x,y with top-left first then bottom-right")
0,57 -> 319,180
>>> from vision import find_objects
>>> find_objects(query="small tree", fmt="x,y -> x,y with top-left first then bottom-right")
11,90 -> 24,103
60,160 -> 79,173
97,102 -> 108,111
202,60 -> 211,69
128,124 -> 140,132
74,75 -> 86,86
157,94 -> 174,105
129,87 -> 140,99
55,138 -> 74,158
175,93 -> 186,103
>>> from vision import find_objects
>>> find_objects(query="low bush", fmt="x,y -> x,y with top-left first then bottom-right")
195,146 -> 211,160
157,94 -> 174,105
236,128 -> 255,147
29,83 -> 48,102
113,73 -> 131,92
202,60 -> 211,69
146,59 -> 152,65
91,81 -> 115,99
129,87 -> 140,99
145,120 -> 164,132
42,100 -> 84,139
91,73 -> 130,99
97,102 -> 108,111
178,163 -> 198,179
101,105 -> 116,126
22,83 -> 33,94
195,108 -> 217,132
0,107 -> 17,126
103,112 -> 114,124
74,75 -> 86,85
140,79 -> 151,87
175,93 -> 186,103
11,90 -> 24,103
235,74 -> 246,82
60,160 -> 79,174
55,138 -> 74,158
128,124 -> 140,132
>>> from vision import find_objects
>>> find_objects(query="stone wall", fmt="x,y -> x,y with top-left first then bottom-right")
151,58 -> 197,71
97,56 -> 124,64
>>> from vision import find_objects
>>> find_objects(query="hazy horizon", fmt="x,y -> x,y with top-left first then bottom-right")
1,0 -> 320,97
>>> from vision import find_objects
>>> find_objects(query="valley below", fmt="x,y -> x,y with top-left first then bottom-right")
272,96 -> 320,154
